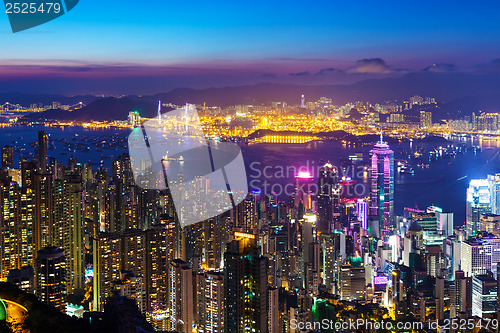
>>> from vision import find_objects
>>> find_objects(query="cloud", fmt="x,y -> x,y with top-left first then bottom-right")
315,67 -> 340,75
262,73 -> 277,78
422,63 -> 456,73
289,71 -> 311,76
346,58 -> 393,74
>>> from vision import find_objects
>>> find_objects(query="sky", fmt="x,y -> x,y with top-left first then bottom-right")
0,0 -> 500,94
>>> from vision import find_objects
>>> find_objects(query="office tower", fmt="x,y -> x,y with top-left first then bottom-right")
224,233 -> 268,333
168,259 -> 193,333
294,171 -> 314,217
196,271 -> 224,333
451,270 -> 472,317
38,131 -> 48,173
466,179 -> 492,236
480,213 -> 500,236
488,174 -> 500,214
203,216 -> 226,270
33,172 -> 53,252
412,212 -> 438,233
369,132 -> 394,238
461,236 -> 500,277
356,198 -> 368,230
0,180 -> 34,281
339,257 -> 366,301
302,211 -> 316,270
1,146 -> 13,169
419,110 -> 432,128
35,247 -> 66,312
435,276 -> 445,320
53,174 -> 83,293
145,216 -> 171,312
7,266 -> 34,293
317,162 -> 337,232
472,273 -> 498,319
437,212 -> 454,236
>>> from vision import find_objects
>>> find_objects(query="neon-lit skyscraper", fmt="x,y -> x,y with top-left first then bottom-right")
466,179 -> 491,236
369,132 -> 394,238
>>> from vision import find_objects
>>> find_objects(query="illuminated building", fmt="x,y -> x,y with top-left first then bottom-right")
339,257 -> 365,301
145,215 -> 171,312
93,230 -> 147,311
466,179 -> 492,236
1,146 -> 13,169
36,246 -> 66,312
488,173 -> 500,214
128,111 -> 141,127
0,180 -> 34,281
196,271 -> 224,333
472,273 -> 497,319
294,171 -> 314,218
38,131 -> 48,173
224,234 -> 267,333
369,132 -> 394,238
7,266 -> 34,293
316,162 -> 338,233
461,236 -> 500,278
33,172 -> 53,252
450,270 -> 472,318
419,110 -> 432,128
480,213 -> 500,236
112,271 -> 147,314
53,174 -> 83,293
168,259 -> 193,333
268,287 -> 279,333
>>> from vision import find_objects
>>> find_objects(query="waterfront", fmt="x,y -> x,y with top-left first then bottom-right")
1,125 -> 498,226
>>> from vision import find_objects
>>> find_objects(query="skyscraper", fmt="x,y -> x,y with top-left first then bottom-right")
35,246 -> 66,312
317,162 -> 338,233
224,233 -> 268,333
168,259 -> 193,333
466,179 -> 491,236
369,132 -> 394,238
38,131 -> 48,173
196,271 -> 224,333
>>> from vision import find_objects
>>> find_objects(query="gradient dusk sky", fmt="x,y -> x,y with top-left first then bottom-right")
0,0 -> 500,94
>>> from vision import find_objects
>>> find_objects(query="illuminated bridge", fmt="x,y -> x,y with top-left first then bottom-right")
249,135 -> 319,144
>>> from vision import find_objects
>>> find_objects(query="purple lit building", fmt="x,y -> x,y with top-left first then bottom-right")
369,133 -> 394,238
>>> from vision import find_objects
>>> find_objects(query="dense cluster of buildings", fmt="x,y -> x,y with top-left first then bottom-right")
1,126 -> 500,332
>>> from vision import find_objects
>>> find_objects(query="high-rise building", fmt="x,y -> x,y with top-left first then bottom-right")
35,246 -> 66,312
168,259 -> 193,333
224,233 -> 268,333
472,273 -> 498,319
38,131 -> 48,173
369,132 -> 394,238
419,110 -> 432,128
480,213 -> 500,236
317,163 -> 338,233
461,236 -> 500,277
1,146 -> 13,169
0,180 -> 34,281
466,179 -> 492,236
339,257 -> 366,301
268,287 -> 280,333
33,172 -> 53,252
53,174 -> 83,293
196,271 -> 224,333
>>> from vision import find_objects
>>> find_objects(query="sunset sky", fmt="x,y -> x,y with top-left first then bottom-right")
1,0 -> 500,94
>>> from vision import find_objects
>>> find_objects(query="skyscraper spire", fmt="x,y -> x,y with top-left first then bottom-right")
157,100 -> 161,120
380,128 -> 384,144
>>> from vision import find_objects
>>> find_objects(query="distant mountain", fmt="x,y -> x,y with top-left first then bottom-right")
24,97 -> 158,121
19,71 -> 500,121
0,92 -> 97,106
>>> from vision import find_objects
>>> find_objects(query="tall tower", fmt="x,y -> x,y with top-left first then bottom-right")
301,94 -> 305,107
36,246 -> 66,312
38,131 -> 48,173
317,162 -> 338,232
1,146 -> 13,169
369,131 -> 394,238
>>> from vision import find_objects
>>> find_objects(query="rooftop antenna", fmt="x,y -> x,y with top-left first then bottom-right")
380,128 -> 383,144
